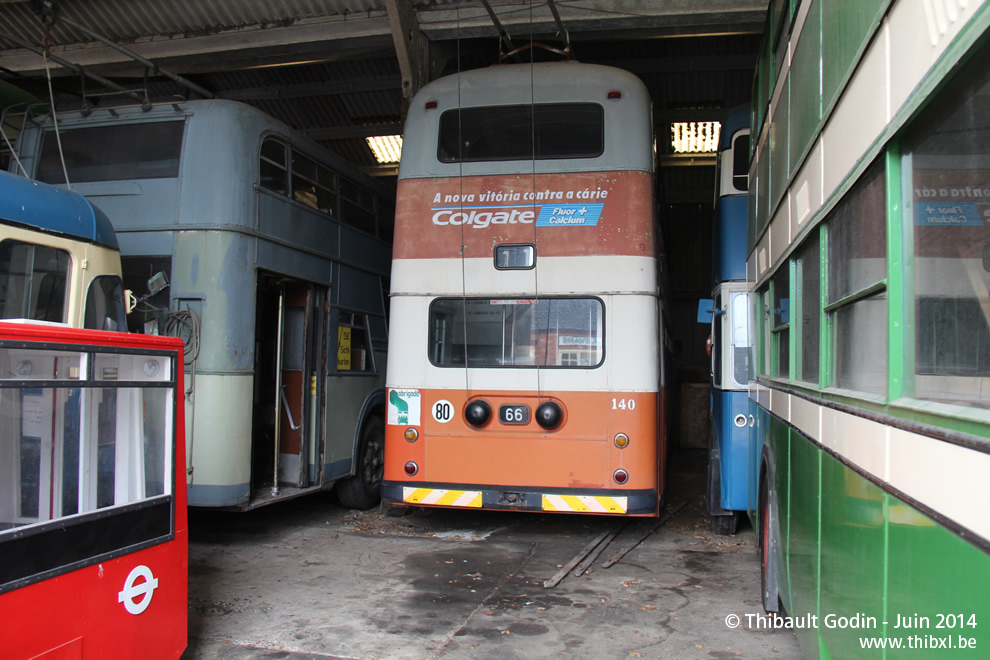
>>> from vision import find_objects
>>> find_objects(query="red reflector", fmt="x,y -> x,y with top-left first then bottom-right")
613,469 -> 629,484
404,462 -> 418,476
607,91 -> 621,99
425,101 -> 438,109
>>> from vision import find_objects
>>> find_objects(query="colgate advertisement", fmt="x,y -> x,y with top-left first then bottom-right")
394,171 -> 655,259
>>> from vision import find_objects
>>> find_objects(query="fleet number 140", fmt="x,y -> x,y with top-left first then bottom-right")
611,398 -> 636,410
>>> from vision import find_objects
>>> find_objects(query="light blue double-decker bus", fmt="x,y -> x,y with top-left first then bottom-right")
14,99 -> 394,510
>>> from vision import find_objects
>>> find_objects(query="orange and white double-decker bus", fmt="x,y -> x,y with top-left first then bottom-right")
383,61 -> 670,516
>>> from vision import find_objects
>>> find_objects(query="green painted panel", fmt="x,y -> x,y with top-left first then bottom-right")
768,407 -> 790,605
886,502 -> 990,654
770,76 -> 791,216
787,426 -> 821,659
822,0 -> 887,115
789,0 -> 821,176
818,457 -> 886,659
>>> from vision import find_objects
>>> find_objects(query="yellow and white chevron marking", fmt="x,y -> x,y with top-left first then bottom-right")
403,487 -> 483,508
542,494 -> 628,514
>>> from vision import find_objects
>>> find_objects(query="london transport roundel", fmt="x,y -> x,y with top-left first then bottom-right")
118,565 -> 160,615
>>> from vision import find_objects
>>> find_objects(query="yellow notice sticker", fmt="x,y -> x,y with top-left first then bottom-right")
337,326 -> 352,370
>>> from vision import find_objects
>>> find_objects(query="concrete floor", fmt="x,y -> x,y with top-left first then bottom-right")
180,450 -> 801,659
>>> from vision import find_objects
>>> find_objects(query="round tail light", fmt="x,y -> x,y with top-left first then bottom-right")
404,462 -> 419,476
535,401 -> 563,429
613,469 -> 629,485
465,400 -> 492,427
404,428 -> 419,442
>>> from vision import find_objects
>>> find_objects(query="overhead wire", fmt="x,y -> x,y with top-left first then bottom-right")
39,15 -> 72,189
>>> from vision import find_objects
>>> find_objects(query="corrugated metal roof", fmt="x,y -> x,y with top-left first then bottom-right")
2,0 -> 387,45
2,0 -> 764,180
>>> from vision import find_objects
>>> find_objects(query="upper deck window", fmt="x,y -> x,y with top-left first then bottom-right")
38,121 -> 184,184
732,133 -> 750,192
438,103 -> 603,163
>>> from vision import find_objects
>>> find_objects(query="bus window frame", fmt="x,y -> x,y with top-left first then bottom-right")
0,340 -> 179,595
437,103 -> 605,163
427,296 -> 606,370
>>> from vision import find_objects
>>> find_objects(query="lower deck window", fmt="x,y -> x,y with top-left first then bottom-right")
84,275 -> 128,332
336,310 -> 375,373
0,347 -> 174,529
0,241 -> 69,324
429,297 -> 604,368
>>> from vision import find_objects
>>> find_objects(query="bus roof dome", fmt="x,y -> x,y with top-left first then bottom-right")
0,170 -> 119,250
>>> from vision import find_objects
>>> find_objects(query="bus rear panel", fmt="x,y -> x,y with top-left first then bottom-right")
383,62 -> 668,516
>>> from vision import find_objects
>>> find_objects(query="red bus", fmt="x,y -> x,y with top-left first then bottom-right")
0,321 -> 187,658
382,61 -> 670,516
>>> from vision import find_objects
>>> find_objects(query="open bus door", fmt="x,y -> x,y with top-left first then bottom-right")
253,273 -> 324,504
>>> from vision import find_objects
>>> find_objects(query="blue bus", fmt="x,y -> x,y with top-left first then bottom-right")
697,105 -> 751,534
0,169 -> 127,330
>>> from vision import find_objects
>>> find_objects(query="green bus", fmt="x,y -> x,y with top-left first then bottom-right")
749,1 -> 990,657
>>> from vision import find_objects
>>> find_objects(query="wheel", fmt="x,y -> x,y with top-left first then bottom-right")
710,511 -> 739,535
337,415 -> 384,509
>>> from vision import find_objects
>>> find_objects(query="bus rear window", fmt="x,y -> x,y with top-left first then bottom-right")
438,103 -> 603,163
38,121 -> 184,184
429,297 -> 603,368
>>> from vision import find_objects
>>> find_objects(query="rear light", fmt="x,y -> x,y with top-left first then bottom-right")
425,101 -> 437,109
614,433 -> 629,449
404,427 -> 419,442
535,401 -> 563,430
607,91 -> 622,99
404,462 -> 419,476
613,469 -> 629,485
465,400 -> 492,427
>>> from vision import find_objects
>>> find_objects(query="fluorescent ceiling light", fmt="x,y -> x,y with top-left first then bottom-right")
366,135 -> 403,164
670,121 -> 720,154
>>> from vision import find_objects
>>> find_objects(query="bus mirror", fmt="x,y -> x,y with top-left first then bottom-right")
148,271 -> 169,297
697,299 -> 714,323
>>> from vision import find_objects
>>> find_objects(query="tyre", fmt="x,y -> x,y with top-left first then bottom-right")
337,415 -> 384,509
706,429 -> 738,534
710,511 -> 739,535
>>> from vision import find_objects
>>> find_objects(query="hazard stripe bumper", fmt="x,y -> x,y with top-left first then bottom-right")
403,487 -> 483,508
382,482 -> 656,515
542,494 -> 627,514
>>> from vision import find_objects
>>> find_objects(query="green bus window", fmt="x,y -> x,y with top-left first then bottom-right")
903,40 -> 990,406
827,161 -> 887,395
799,232 -> 820,385
771,267 -> 789,379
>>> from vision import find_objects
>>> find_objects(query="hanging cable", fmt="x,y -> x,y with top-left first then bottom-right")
166,308 -> 201,365
38,12 -> 72,189
43,52 -> 71,188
